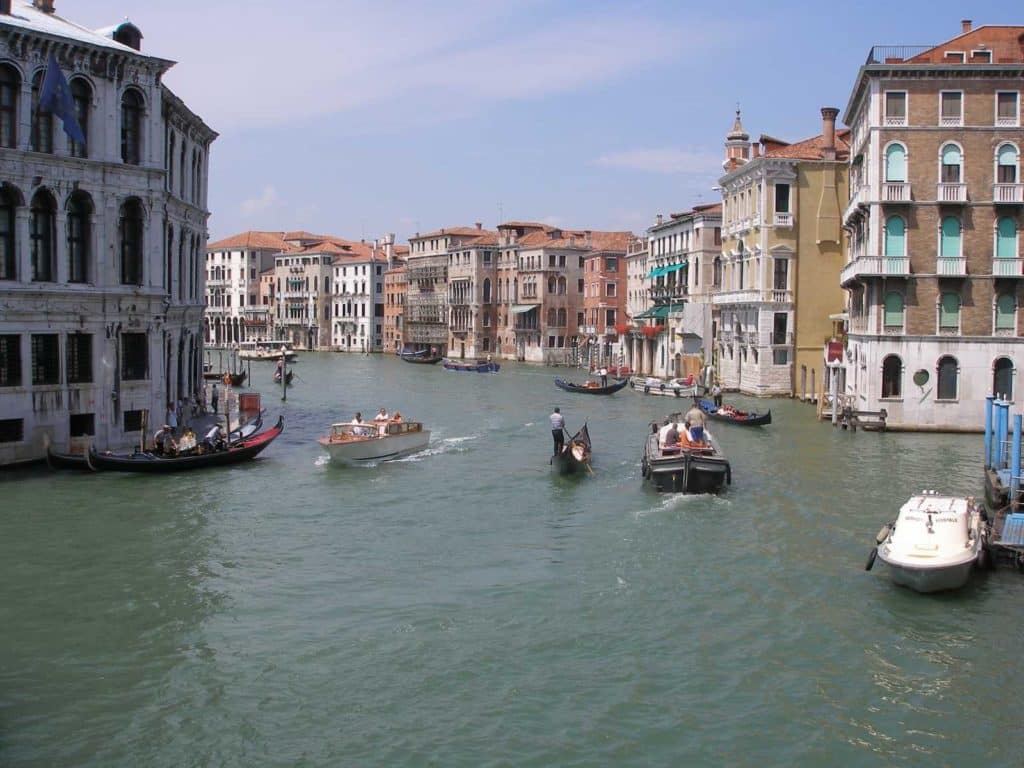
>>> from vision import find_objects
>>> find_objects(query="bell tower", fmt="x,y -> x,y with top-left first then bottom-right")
723,106 -> 751,171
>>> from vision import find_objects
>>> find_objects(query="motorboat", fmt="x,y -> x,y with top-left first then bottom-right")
641,416 -> 730,493
237,342 -> 298,362
318,418 -> 431,464
866,490 -> 988,593
442,358 -> 500,373
628,375 -> 698,398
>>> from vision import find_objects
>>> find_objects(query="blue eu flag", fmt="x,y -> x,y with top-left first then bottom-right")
39,51 -> 85,145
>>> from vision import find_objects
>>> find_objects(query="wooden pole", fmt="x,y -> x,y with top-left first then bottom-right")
281,349 -> 287,402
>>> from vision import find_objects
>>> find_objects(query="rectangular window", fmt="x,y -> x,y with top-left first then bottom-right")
31,333 -> 59,385
774,184 -> 790,214
884,91 -> 906,125
123,409 -> 146,432
939,294 -> 960,330
605,257 -> 617,271
772,313 -> 787,345
605,309 -> 616,327
0,418 -> 23,443
577,279 -> 584,293
997,92 -> 1019,126
0,334 -> 20,386
548,254 -> 556,267
773,259 -> 788,290
940,91 -> 963,125
69,413 -> 95,437
121,333 -> 148,380
66,333 -> 92,384
547,335 -> 555,348
606,282 -> 617,297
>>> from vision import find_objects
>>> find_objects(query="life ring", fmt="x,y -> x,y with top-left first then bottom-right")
222,373 -> 231,386
643,385 -> 650,394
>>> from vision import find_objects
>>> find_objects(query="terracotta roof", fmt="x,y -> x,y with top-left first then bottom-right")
512,227 -> 632,252
207,231 -> 293,251
904,26 -> 1024,65
410,225 -> 494,241
761,129 -> 850,161
668,202 -> 723,220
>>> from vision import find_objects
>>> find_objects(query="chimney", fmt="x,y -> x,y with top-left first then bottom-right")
751,143 -> 761,159
384,233 -> 394,267
475,222 -> 482,230
961,19 -> 972,34
656,214 -> 663,225
33,0 -> 54,12
821,107 -> 839,160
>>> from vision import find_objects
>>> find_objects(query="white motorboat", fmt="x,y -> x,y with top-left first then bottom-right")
628,375 -> 698,398
237,342 -> 298,362
867,491 -> 988,593
318,419 -> 430,464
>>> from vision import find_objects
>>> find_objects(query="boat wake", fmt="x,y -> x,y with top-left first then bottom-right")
392,434 -> 480,463
631,492 -> 732,519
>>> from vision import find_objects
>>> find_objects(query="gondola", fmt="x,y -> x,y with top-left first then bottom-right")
86,416 -> 284,473
397,348 -> 428,358
551,423 -> 592,476
442,359 -> 499,372
273,369 -> 294,384
553,377 -> 629,395
224,371 -> 247,387
401,354 -> 443,365
696,398 -> 771,427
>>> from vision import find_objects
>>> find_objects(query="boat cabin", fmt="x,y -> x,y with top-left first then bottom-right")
326,421 -> 424,442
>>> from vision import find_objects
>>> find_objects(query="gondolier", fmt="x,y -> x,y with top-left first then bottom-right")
550,407 -> 565,456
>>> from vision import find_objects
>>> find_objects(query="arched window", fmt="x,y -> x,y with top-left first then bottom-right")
30,189 -> 56,281
882,354 -> 902,398
558,276 -> 567,295
883,291 -> 904,329
557,308 -> 567,327
482,277 -> 491,303
0,184 -> 16,280
547,276 -> 556,294
997,144 -> 1019,184
940,144 -> 962,183
0,64 -> 20,148
31,71 -> 53,153
996,216 -> 1018,259
993,357 -> 1014,400
937,355 -> 959,400
69,78 -> 90,158
939,292 -> 961,331
885,143 -> 906,182
884,215 -> 905,257
67,191 -> 92,283
996,293 -> 1017,332
546,308 -> 556,326
121,89 -> 144,165
940,216 -> 961,258
713,257 -> 722,287
119,198 -> 144,285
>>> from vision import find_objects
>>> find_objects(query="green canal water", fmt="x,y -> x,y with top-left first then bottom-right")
2,354 -> 1022,767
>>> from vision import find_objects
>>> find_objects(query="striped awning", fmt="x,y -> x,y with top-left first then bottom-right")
510,304 -> 539,314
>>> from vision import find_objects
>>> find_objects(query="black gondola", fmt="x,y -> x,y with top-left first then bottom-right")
273,369 -> 294,384
401,354 -> 443,365
553,377 -> 629,395
397,348 -> 428,358
696,398 -> 772,427
225,370 -> 247,387
86,416 -> 284,473
551,423 -> 592,475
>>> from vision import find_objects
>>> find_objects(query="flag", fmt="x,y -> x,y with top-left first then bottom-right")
39,51 -> 85,145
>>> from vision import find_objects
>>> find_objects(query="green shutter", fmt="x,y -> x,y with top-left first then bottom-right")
885,144 -> 906,182
996,294 -> 1016,330
884,216 -> 905,257
883,291 -> 904,327
940,217 -> 960,258
939,292 -> 960,328
941,144 -> 961,165
996,217 -> 1017,259
998,144 -> 1018,167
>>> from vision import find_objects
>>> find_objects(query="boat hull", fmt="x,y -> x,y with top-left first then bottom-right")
642,432 -> 730,494
442,360 -> 499,372
697,399 -> 772,427
551,424 -> 591,476
319,429 -> 431,463
876,553 -> 976,593
554,377 -> 628,395
628,377 -> 698,398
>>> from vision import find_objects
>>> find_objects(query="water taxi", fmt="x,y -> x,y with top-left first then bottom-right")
318,418 -> 430,464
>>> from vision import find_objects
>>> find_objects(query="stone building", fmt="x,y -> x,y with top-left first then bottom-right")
330,235 -> 395,353
840,22 -> 1024,429
446,227 -> 499,359
383,263 -> 407,353
581,234 -> 630,366
0,1 -> 215,464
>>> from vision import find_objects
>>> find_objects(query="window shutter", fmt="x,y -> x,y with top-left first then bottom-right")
996,294 -> 1016,330
884,216 -> 905,257
940,292 -> 960,327
997,217 -> 1017,259
883,292 -> 904,327
940,217 -> 961,258
885,145 -> 906,182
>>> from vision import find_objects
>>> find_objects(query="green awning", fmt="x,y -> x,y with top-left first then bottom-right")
645,266 -> 666,279
663,263 -> 684,275
510,304 -> 539,314
634,305 -> 669,320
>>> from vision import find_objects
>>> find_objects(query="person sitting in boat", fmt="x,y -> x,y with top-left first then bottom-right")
351,412 -> 364,425
204,424 -> 225,452
391,412 -> 403,423
684,403 -> 707,442
664,422 -> 680,448
374,407 -> 389,422
153,424 -> 177,455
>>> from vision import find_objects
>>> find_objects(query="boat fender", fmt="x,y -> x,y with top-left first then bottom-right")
629,380 -> 635,389
977,547 -> 990,571
874,524 -> 891,545
644,385 -> 650,394
660,383 -> 666,392
864,547 -> 877,571
725,465 -> 732,485
641,459 -> 650,479
674,387 -> 681,397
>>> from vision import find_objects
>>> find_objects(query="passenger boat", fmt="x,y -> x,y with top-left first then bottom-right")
865,490 -> 988,592
696,398 -> 771,427
551,423 -> 592,475
443,359 -> 500,373
641,417 -> 730,493
628,375 -> 698,398
397,348 -> 428,357
237,342 -> 298,362
318,418 -> 430,464
401,353 -> 443,365
554,377 -> 628,395
85,417 -> 284,473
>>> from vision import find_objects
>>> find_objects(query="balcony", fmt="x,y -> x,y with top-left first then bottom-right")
843,184 -> 869,223
882,182 -> 911,202
936,257 -> 967,276
994,183 -> 1024,204
840,256 -> 911,286
774,212 -> 793,228
711,288 -> 792,305
993,258 -> 1024,278
649,284 -> 688,301
937,183 -> 967,203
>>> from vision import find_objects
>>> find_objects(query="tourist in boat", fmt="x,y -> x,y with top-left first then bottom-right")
351,412 -> 364,425
664,421 -> 680,447
684,402 -> 707,441
550,407 -> 565,456
391,412 -> 403,423
711,382 -> 723,407
153,424 -> 177,455
374,407 -> 389,422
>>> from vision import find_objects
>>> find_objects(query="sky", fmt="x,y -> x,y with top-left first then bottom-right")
65,0 -> 1020,244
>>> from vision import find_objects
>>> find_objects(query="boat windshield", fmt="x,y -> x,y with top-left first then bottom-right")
329,421 -> 422,440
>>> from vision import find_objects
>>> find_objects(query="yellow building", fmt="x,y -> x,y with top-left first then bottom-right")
716,108 -> 849,398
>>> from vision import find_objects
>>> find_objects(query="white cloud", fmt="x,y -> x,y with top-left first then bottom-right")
239,185 -> 279,218
592,149 -> 722,175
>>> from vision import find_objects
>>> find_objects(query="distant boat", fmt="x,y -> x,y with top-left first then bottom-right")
641,417 -> 730,493
554,377 -> 628,395
238,342 -> 298,362
628,375 -> 698,398
443,359 -> 500,373
224,370 -> 247,387
273,368 -> 294,384
551,422 -> 592,476
696,398 -> 771,427
866,491 -> 988,592
318,418 -> 431,464
401,353 -> 443,365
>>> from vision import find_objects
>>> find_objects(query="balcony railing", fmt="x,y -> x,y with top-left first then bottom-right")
993,258 -> 1024,277
843,184 -> 869,223
774,212 -> 793,227
936,256 -> 967,276
840,256 -> 911,285
711,288 -> 793,305
882,182 -> 911,202
994,183 -> 1024,204
649,284 -> 687,300
937,182 -> 967,203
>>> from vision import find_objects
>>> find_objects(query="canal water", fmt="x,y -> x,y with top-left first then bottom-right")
2,354 -> 1022,767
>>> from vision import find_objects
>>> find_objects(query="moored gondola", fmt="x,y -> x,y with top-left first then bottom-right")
553,377 -> 629,395
551,423 -> 592,475
696,398 -> 771,427
442,358 -> 500,372
224,370 -> 247,387
86,416 -> 284,473
401,354 -> 443,365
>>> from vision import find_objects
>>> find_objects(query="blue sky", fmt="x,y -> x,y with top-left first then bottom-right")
68,0 -> 1018,242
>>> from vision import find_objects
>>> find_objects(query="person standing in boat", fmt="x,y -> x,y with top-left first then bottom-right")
684,401 -> 707,441
210,383 -> 219,415
711,381 -> 723,408
550,407 -> 565,456
599,367 -> 608,387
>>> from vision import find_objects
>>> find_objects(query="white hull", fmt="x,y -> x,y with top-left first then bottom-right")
319,430 -> 431,463
629,377 -> 698,398
239,350 -> 297,362
877,550 -> 977,593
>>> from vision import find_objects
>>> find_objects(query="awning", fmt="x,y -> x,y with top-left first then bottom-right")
510,304 -> 539,314
634,305 -> 672,320
662,263 -> 684,275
